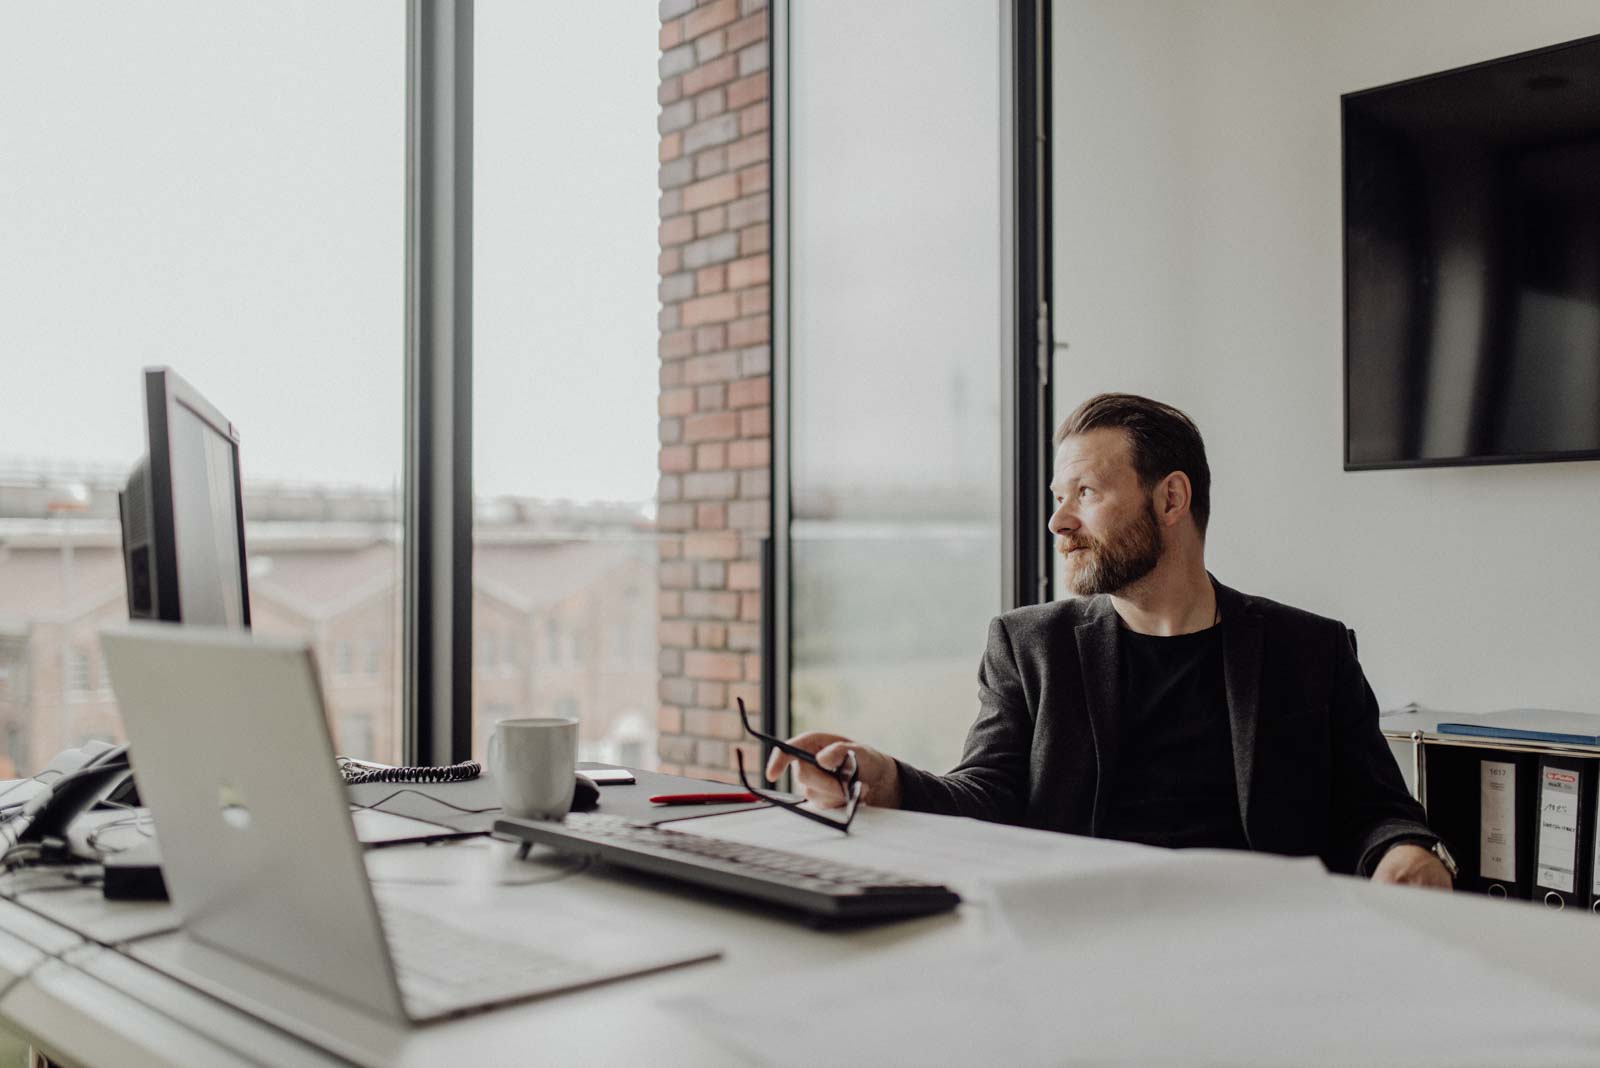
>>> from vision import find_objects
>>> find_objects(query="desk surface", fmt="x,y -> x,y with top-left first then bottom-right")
3,804 -> 1600,1066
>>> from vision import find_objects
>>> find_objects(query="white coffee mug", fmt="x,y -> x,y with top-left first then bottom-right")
488,717 -> 577,820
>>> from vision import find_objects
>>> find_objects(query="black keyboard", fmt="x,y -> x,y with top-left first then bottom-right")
495,812 -> 961,923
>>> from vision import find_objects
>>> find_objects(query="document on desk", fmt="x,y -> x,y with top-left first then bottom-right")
663,848 -> 1600,1066
674,805 -> 1178,897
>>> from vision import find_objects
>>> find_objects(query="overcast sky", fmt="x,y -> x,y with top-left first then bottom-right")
0,1 -> 659,503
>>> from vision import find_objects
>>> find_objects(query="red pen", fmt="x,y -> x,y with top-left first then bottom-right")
649,792 -> 760,805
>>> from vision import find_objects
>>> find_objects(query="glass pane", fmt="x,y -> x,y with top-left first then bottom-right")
0,3 -> 404,774
788,0 -> 1005,773
472,4 -> 661,768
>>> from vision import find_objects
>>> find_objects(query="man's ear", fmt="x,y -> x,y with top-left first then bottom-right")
1154,471 -> 1192,528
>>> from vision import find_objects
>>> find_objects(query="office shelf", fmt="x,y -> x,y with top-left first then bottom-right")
1382,709 -> 1600,911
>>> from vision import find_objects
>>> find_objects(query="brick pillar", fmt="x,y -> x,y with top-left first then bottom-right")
656,0 -> 771,782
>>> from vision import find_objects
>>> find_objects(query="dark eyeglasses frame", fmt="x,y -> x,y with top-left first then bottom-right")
735,698 -> 860,833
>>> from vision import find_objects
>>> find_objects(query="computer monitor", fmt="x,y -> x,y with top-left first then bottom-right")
117,367 -> 251,627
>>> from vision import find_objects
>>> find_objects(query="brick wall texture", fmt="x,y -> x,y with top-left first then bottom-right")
656,0 -> 770,782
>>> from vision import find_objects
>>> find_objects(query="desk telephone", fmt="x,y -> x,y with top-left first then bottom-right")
3,743 -> 136,855
3,746 -> 487,860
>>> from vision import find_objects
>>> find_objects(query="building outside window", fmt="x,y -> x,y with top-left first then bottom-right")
0,3 -> 404,772
338,712 -> 373,760
69,649 -> 93,697
783,0 -> 1005,773
0,3 -> 865,788
469,4 -> 662,767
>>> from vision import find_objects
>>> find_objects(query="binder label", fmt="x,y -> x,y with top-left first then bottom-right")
1479,760 -> 1516,882
1537,767 -> 1580,893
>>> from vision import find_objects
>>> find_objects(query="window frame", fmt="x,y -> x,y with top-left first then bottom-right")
404,0 -> 475,765
399,0 -> 1051,764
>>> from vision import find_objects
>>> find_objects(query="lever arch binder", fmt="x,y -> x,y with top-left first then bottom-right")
1532,755 -> 1595,911
1473,754 -> 1536,900
1589,775 -> 1600,916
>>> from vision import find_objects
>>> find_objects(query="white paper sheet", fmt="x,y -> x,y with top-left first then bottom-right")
674,804 -> 1188,898
662,849 -> 1600,1066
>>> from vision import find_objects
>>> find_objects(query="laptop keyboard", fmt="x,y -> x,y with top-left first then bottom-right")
378,901 -> 591,1017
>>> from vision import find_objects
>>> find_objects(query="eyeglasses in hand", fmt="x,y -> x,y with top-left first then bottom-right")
735,697 -> 860,833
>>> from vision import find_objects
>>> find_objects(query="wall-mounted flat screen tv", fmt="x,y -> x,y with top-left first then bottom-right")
1344,34 -> 1600,470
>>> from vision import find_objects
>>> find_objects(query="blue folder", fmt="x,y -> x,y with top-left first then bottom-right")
1437,709 -> 1600,748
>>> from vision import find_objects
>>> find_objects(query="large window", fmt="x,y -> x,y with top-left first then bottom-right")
470,3 -> 661,767
2,3 -> 1030,783
0,3 -> 404,774
784,0 -> 1007,771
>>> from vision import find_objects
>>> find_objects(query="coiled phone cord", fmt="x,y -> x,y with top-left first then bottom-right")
335,757 -> 482,786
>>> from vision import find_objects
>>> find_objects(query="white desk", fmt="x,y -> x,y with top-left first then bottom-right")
3,805 -> 1600,1066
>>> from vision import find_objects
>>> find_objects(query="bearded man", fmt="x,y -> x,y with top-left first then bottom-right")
769,392 -> 1453,887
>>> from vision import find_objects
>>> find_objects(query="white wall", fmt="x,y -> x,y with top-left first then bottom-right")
1053,1 -> 1600,713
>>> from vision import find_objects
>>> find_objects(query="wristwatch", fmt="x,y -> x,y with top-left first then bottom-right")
1420,839 -> 1458,880
1384,835 -> 1457,881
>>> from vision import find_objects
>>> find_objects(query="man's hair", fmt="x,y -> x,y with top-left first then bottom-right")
1054,393 -> 1211,537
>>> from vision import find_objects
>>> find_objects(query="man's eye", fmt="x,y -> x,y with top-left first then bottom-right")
1078,487 -> 1093,498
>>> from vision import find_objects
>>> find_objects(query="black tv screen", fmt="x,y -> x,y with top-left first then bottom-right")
1343,34 -> 1600,469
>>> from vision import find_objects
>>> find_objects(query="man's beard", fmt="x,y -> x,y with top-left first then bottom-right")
1057,501 -> 1164,596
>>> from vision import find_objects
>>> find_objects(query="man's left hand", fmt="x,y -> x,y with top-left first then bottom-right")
1371,843 -> 1452,890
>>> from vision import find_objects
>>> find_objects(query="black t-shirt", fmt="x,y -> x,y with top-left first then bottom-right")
1098,623 -> 1249,852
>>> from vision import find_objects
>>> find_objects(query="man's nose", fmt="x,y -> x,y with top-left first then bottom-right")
1048,501 -> 1077,536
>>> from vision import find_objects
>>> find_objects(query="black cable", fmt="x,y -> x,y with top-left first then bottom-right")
84,804 -> 155,857
347,787 -> 499,817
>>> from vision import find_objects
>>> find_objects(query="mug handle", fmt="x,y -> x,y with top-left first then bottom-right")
487,730 -> 500,780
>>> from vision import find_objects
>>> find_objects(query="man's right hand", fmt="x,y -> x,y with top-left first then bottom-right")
764,733 -> 903,810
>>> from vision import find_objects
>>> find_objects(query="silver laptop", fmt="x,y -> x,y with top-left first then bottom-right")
100,623 -> 719,1024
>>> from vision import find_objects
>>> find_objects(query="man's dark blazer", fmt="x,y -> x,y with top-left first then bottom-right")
895,577 -> 1435,875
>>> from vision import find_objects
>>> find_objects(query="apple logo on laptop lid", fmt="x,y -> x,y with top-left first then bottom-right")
218,784 -> 252,831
